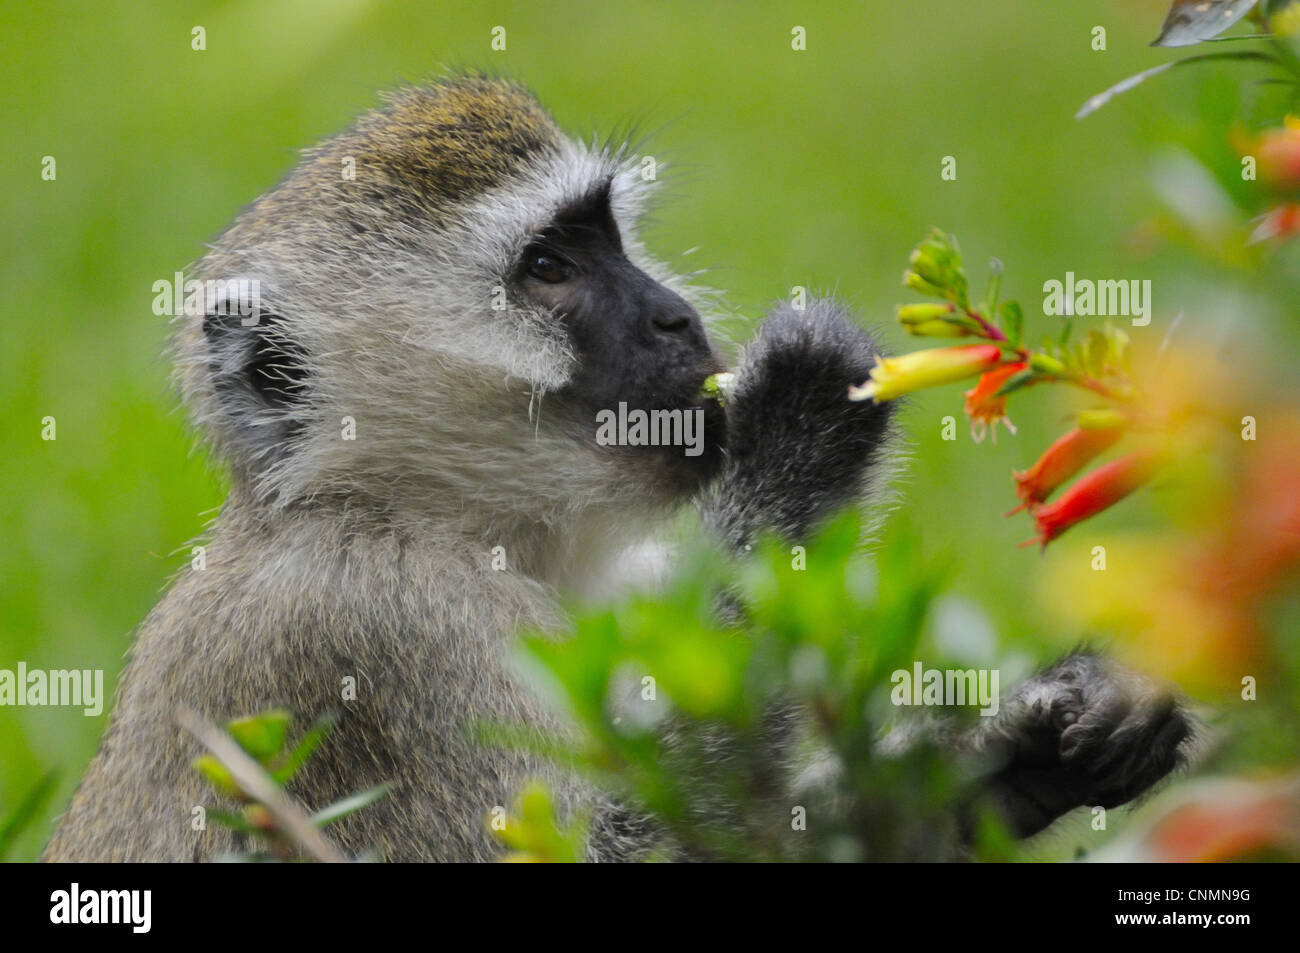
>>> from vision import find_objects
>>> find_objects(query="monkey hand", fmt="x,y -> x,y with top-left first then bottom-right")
976,652 -> 1194,838
701,297 -> 895,549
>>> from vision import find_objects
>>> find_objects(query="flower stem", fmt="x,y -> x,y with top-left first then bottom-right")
964,308 -> 1007,342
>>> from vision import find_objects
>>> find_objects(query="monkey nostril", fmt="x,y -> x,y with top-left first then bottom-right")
653,313 -> 693,334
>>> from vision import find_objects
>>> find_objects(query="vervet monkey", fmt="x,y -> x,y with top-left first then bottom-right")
44,76 -> 1190,861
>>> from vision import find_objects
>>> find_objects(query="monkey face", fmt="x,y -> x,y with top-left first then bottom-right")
512,181 -> 728,490
181,80 -> 730,514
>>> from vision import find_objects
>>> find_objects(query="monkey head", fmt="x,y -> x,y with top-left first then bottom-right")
177,76 -> 726,527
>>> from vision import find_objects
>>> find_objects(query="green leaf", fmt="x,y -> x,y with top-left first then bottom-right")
1077,51 -> 1277,119
272,711 -> 338,784
1152,0 -> 1259,48
493,783 -> 586,863
194,754 -> 243,799
309,784 -> 390,828
951,271 -> 970,311
993,367 -> 1038,398
1106,325 -> 1131,367
1071,339 -> 1091,375
984,257 -> 1004,316
1085,329 -> 1109,377
206,808 -> 262,836
495,509 -> 966,861
227,709 -> 292,763
999,301 -> 1024,348
1076,63 -> 1174,119
0,769 -> 59,859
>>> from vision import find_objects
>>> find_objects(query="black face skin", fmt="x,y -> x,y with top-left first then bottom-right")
514,181 -> 727,488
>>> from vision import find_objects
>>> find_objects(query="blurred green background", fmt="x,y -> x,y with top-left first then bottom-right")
2,0 -> 1295,860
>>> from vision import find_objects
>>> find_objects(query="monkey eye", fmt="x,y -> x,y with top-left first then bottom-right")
525,251 -> 573,284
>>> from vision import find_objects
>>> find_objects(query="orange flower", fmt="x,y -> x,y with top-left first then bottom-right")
1243,116 -> 1300,191
1009,425 -> 1125,513
963,362 -> 1026,443
1143,778 -> 1300,862
1023,449 -> 1162,548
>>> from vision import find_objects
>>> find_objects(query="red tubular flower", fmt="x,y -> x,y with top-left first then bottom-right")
1023,449 -> 1163,548
963,362 -> 1027,443
1009,425 -> 1125,513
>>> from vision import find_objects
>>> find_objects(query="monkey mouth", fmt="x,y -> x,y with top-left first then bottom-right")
584,377 -> 728,492
700,370 -> 738,406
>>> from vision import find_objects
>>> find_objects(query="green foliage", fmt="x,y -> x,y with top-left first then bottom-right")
194,709 -> 388,861
903,229 -> 970,311
898,230 -> 1027,347
194,709 -> 335,798
1025,324 -> 1133,399
306,786 -> 390,829
493,784 -> 588,863
515,512 -> 1008,861
1079,0 -> 1300,118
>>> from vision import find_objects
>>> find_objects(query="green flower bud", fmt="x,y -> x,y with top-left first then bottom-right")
904,270 -> 947,297
896,303 -> 955,324
1030,353 -> 1068,376
908,247 -> 948,287
903,319 -> 973,337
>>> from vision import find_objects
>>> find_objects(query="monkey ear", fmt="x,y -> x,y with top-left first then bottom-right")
201,284 -> 309,461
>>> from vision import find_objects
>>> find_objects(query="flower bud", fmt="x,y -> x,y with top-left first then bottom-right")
1244,116 -> 1300,191
904,319 -> 973,338
1029,353 -> 1068,376
1075,408 -> 1131,431
897,303 -> 972,338
1010,425 -> 1126,511
897,303 -> 955,324
908,247 -> 948,287
903,270 -> 947,298
848,344 -> 1003,403
1024,449 -> 1162,547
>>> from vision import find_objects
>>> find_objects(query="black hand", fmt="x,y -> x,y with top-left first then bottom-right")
977,653 -> 1193,838
702,297 -> 895,550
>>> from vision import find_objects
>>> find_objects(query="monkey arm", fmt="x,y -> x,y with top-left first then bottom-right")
690,298 -> 1194,847
963,651 -> 1196,840
698,297 -> 897,551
